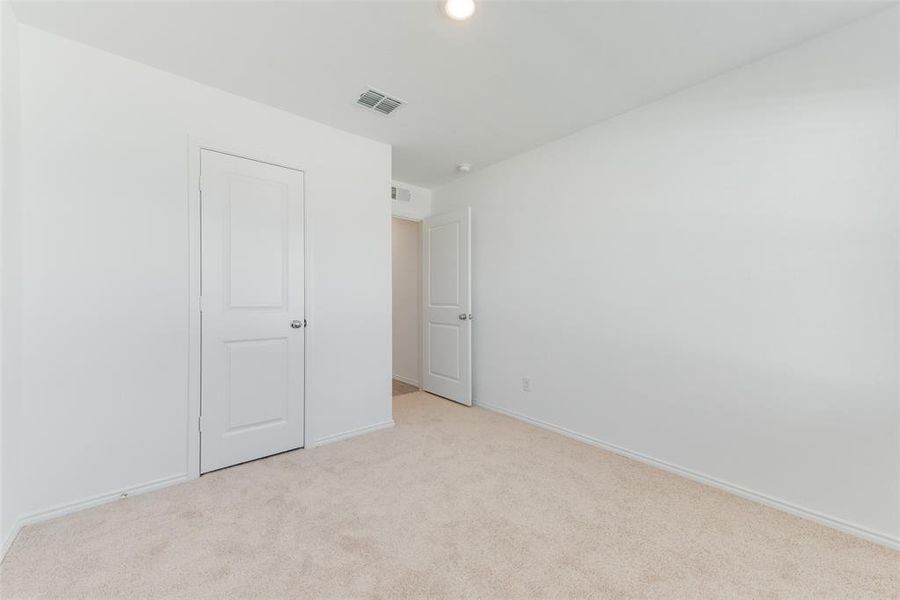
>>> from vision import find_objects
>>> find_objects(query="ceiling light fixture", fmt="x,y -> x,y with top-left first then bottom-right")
457,163 -> 472,173
442,0 -> 475,21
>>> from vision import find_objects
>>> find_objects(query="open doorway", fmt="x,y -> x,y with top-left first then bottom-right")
392,208 -> 473,405
392,216 -> 421,396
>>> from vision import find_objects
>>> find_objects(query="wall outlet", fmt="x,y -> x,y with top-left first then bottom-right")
522,377 -> 531,392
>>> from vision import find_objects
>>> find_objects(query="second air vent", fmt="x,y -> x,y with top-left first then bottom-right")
356,88 -> 405,116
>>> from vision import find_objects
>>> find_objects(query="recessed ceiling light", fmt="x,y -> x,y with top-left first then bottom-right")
442,0 -> 475,21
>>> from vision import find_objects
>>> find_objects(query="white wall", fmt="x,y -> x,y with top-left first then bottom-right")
391,180 -> 431,221
6,26 -> 392,537
392,218 -> 420,386
433,8 -> 900,546
1,1 -> 23,554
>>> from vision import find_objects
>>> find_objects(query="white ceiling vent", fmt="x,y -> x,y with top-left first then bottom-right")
392,185 -> 412,202
357,88 -> 404,116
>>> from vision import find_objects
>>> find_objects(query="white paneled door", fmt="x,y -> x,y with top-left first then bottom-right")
200,149 -> 305,474
422,208 -> 472,406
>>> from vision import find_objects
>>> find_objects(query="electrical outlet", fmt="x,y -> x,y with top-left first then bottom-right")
522,377 -> 531,392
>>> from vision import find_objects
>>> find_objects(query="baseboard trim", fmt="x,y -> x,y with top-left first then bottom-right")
392,374 -> 419,387
475,400 -> 900,551
315,420 -> 395,447
0,473 -> 188,563
0,519 -> 24,563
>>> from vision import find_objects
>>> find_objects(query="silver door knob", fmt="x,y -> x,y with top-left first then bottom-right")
458,314 -> 468,320
291,320 -> 303,329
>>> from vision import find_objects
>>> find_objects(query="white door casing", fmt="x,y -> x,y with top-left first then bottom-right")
422,208 -> 472,406
200,149 -> 305,473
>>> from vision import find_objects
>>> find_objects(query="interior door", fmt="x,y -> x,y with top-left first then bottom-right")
422,208 -> 472,405
200,149 -> 305,473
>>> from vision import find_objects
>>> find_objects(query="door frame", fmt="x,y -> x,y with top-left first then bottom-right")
187,136 -> 310,480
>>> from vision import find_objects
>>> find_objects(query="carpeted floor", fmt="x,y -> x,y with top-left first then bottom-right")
392,379 -> 419,397
2,392 -> 898,599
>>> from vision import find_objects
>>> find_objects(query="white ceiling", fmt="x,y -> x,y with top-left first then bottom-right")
12,1 -> 891,187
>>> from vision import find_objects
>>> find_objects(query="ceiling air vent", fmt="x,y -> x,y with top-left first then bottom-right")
392,186 -> 412,202
357,88 -> 405,116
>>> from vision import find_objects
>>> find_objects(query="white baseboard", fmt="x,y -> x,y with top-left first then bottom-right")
392,374 -> 419,387
0,473 -> 188,563
0,519 -> 24,562
315,419 -> 395,447
475,399 -> 900,551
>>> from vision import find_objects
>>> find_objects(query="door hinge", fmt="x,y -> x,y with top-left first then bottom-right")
199,295 -> 204,312
198,416 -> 204,432
198,176 -> 202,192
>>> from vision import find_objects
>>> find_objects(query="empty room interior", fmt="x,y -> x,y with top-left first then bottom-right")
1,0 -> 899,597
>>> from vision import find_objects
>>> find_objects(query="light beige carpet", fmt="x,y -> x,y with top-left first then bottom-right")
2,392 -> 898,599
392,379 -> 419,397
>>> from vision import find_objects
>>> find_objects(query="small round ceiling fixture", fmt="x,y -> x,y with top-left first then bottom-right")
442,0 -> 475,21
457,163 -> 473,173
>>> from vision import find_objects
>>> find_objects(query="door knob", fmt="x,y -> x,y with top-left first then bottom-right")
458,314 -> 468,321
291,320 -> 303,329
